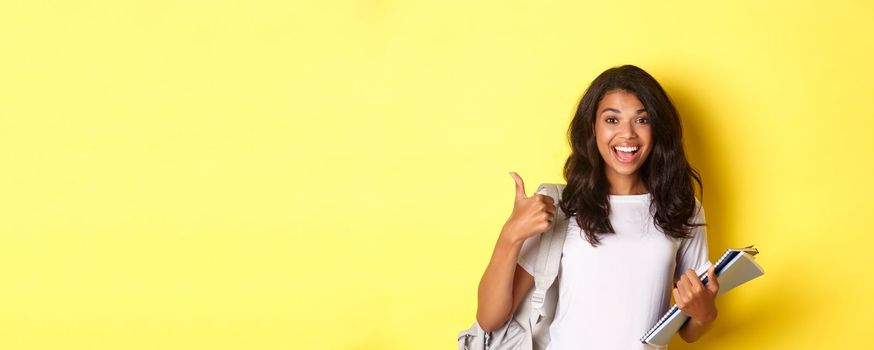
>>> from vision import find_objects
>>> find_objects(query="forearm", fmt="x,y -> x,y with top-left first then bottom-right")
678,310 -> 717,343
476,228 -> 524,331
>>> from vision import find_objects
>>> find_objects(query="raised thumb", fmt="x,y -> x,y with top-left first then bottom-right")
509,171 -> 527,201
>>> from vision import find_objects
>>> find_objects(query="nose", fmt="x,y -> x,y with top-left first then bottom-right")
618,120 -> 637,138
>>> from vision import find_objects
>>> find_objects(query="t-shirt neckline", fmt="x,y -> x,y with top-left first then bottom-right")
608,192 -> 651,202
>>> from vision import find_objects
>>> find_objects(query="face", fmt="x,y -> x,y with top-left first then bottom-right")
594,89 -> 653,180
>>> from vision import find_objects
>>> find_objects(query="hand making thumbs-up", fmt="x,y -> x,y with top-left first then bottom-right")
501,171 -> 557,244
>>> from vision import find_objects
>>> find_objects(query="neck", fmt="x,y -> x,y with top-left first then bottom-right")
606,172 -> 648,195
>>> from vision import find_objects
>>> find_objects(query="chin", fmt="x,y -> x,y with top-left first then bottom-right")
610,166 -> 643,176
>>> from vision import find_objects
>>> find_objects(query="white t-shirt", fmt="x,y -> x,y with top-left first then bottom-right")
518,191 -> 712,350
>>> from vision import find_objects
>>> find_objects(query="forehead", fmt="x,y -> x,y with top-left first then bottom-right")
597,90 -> 645,113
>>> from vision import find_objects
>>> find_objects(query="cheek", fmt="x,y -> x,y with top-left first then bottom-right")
637,128 -> 653,146
595,129 -> 612,152
594,125 -> 612,143
640,125 -> 653,139
636,127 -> 653,156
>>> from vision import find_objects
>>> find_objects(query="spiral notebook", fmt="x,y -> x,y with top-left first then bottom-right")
640,245 -> 765,347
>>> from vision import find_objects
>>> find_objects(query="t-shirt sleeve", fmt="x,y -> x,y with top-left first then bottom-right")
516,186 -> 550,276
673,200 -> 713,284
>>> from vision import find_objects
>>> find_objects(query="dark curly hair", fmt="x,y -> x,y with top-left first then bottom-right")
559,64 -> 705,247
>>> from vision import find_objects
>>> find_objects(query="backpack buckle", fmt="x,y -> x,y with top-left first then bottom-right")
531,290 -> 546,308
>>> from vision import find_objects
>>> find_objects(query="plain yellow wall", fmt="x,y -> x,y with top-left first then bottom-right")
1,1 -> 873,349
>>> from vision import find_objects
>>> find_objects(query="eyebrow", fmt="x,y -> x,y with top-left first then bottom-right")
600,108 -> 648,115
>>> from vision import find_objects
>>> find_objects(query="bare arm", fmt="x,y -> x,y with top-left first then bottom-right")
678,313 -> 716,342
475,172 -> 552,332
475,228 -> 535,332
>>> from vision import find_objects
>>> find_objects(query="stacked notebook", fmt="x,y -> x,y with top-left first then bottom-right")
640,245 -> 764,347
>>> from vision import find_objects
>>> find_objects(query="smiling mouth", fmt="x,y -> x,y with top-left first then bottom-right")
612,145 -> 640,163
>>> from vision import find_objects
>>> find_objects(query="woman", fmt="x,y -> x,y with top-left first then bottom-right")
475,64 -> 719,349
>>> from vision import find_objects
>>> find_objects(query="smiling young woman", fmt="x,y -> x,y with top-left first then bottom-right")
475,65 -> 717,349
594,89 -> 653,196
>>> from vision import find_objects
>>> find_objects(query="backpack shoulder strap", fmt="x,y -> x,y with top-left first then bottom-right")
530,183 -> 569,323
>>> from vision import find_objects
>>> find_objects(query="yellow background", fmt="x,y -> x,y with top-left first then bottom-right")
1,1 -> 872,349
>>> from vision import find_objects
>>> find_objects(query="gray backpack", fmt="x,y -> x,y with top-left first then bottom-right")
457,183 -> 570,350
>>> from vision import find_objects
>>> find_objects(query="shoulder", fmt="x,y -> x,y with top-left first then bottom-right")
693,198 -> 705,223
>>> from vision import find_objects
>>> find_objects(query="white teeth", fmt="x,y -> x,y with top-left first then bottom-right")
614,146 -> 639,153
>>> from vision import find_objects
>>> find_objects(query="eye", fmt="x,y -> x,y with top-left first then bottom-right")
636,117 -> 650,124
606,117 -> 618,124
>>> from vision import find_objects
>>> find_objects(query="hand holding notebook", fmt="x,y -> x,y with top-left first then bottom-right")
671,264 -> 720,323
640,245 -> 765,347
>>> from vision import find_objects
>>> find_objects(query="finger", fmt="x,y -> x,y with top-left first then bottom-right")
676,273 -> 691,295
509,171 -> 527,201
685,269 -> 703,292
678,271 -> 696,294
546,200 -> 558,210
706,265 -> 720,293
544,203 -> 557,216
540,195 -> 555,204
672,287 -> 682,306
